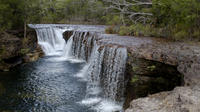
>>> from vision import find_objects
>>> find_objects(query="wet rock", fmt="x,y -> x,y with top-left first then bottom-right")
124,53 -> 183,109
0,32 -> 23,71
64,31 -> 95,61
63,31 -> 73,41
23,45 -> 44,63
0,30 -> 40,71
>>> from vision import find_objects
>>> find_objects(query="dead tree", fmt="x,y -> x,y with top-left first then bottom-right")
102,0 -> 153,24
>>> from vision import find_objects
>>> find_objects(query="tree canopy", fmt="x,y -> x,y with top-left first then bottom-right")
0,0 -> 199,40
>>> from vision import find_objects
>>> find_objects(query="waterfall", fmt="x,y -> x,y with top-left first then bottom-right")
71,31 -> 128,111
34,26 -> 66,56
71,31 -> 95,61
62,32 -> 75,58
30,24 -> 128,112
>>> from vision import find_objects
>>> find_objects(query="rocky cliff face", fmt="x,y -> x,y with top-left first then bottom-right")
118,37 -> 200,112
0,30 -> 42,71
124,55 -> 183,109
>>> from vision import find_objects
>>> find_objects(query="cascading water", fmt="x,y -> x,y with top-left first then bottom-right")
62,32 -> 75,58
34,27 -> 66,56
29,24 -> 128,112
78,44 -> 127,112
70,31 -> 128,112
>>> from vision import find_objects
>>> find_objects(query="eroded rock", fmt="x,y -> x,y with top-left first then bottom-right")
126,85 -> 200,112
0,30 -> 41,71
124,52 -> 183,109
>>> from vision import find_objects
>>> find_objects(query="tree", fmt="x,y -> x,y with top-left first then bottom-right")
152,0 -> 200,39
0,0 -> 24,30
102,0 -> 153,25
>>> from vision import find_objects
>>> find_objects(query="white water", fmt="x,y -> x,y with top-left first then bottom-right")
35,27 -> 66,56
33,25 -> 84,63
77,43 -> 127,112
30,24 -> 127,112
62,32 -> 75,58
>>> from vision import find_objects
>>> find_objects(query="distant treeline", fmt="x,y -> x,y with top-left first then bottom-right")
0,0 -> 199,40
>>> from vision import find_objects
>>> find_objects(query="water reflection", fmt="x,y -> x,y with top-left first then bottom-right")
0,82 -> 5,96
0,56 -> 94,112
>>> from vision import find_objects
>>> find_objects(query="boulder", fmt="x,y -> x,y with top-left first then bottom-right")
126,85 -> 200,112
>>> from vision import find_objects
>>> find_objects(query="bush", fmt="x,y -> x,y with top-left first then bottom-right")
105,26 -> 117,34
102,15 -> 122,25
152,0 -> 200,40
119,26 -> 130,36
20,48 -> 30,55
118,24 -> 160,37
173,30 -> 188,41
22,37 -> 29,46
193,30 -> 200,39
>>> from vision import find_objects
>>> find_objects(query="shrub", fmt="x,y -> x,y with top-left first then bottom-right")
153,0 -> 200,40
119,26 -> 130,36
118,24 -> 158,37
173,30 -> 188,41
20,48 -> 30,55
131,75 -> 139,84
105,26 -> 118,34
22,37 -> 29,46
102,15 -> 122,25
192,30 -> 200,39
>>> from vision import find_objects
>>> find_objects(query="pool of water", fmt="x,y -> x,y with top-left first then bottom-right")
0,56 -> 95,112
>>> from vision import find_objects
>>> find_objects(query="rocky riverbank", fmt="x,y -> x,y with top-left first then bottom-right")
101,35 -> 200,112
63,30 -> 200,112
0,30 -> 43,71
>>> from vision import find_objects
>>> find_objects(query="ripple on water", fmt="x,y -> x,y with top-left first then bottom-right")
0,55 -> 123,112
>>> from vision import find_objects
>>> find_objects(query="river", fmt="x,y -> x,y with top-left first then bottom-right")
0,24 -> 126,112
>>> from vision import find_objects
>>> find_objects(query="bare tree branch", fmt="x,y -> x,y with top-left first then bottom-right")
102,0 -> 153,24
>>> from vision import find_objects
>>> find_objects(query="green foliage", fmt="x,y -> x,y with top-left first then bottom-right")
0,0 -> 199,41
193,30 -> 200,38
58,0 -> 105,24
132,66 -> 139,72
131,76 -> 139,84
103,0 -> 199,41
105,26 -> 117,34
102,15 -> 122,25
173,30 -> 188,41
0,0 -> 24,30
119,26 -> 130,36
118,24 -> 163,37
147,65 -> 156,71
20,48 -> 30,55
152,0 -> 200,40
0,45 -> 6,56
22,38 -> 29,46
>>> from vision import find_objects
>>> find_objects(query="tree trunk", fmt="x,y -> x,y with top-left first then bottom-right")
120,13 -> 125,25
24,20 -> 27,38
